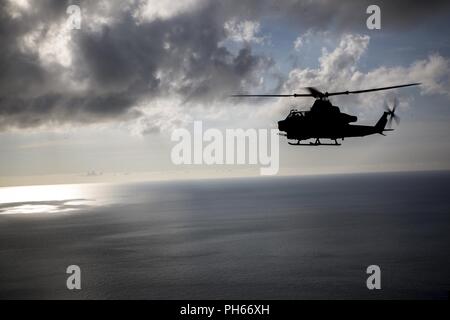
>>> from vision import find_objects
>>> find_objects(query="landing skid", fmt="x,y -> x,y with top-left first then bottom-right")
288,139 -> 341,146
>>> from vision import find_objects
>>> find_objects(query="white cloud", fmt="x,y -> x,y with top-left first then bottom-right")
130,98 -> 194,136
133,0 -> 207,23
293,29 -> 313,51
282,33 -> 450,119
20,21 -> 74,68
293,29 -> 332,51
293,37 -> 304,51
224,19 -> 267,44
5,0 -> 30,19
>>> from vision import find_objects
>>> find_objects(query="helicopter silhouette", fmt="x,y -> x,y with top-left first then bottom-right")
233,83 -> 420,146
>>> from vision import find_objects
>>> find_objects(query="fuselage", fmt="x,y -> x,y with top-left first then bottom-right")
278,103 -> 390,142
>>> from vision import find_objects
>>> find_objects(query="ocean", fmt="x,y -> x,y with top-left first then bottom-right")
0,171 -> 449,299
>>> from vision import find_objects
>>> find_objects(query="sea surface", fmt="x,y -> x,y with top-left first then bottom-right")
0,172 -> 449,299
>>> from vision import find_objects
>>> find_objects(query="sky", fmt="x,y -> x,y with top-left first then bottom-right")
1,0 -> 450,186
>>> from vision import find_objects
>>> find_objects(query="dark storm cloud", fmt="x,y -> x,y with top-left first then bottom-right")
229,0 -> 450,30
0,0 -> 449,131
0,0 -> 272,130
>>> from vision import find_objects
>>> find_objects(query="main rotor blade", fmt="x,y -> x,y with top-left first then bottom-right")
306,87 -> 325,98
231,93 -> 313,97
231,83 -> 420,98
326,83 -> 421,97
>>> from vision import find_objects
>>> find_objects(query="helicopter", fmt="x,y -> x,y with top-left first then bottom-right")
232,83 -> 421,146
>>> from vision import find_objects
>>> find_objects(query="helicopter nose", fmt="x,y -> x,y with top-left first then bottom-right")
278,120 -> 286,132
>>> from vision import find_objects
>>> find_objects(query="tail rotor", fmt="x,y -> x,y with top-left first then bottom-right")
384,97 -> 400,127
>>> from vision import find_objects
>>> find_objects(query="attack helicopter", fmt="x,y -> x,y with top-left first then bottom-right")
232,83 -> 420,146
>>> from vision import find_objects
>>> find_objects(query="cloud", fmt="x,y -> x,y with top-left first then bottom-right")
238,0 -> 450,31
130,98 -> 194,135
133,0 -> 208,23
224,19 -> 266,44
288,34 -> 450,96
0,0 -> 276,132
277,32 -> 450,120
1,0 -> 449,133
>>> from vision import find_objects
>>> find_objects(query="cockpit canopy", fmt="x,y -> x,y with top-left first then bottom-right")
286,109 -> 306,119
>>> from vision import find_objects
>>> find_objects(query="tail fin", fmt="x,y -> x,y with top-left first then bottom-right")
375,112 -> 389,134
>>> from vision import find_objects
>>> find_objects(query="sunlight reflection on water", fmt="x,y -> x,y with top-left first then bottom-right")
0,204 -> 77,215
0,184 -> 108,215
